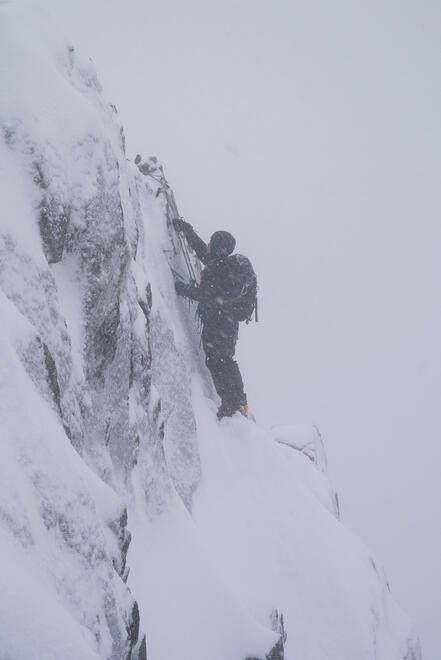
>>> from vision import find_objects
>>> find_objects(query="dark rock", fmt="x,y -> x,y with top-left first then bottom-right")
2,121 -> 17,145
139,283 -> 153,324
39,196 -> 70,264
110,508 -> 132,582
266,636 -> 285,660
404,638 -> 423,660
246,611 -> 287,660
42,342 -> 62,414
79,171 -> 128,387
130,334 -> 152,403
127,600 -> 140,648
145,283 -> 152,310
134,635 -> 147,660
267,610 -> 287,660
33,161 -> 70,263
93,300 -> 121,377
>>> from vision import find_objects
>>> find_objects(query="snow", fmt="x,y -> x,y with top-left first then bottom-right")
51,254 -> 86,380
128,499 -> 277,660
0,140 -> 44,262
0,299 -> 128,659
0,539 -> 101,660
128,381 -> 417,659
0,4 -> 422,660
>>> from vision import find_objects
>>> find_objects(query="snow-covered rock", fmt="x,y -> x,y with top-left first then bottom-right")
0,5 -> 421,659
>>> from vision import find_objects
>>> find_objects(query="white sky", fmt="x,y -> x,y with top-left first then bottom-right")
19,0 -> 441,656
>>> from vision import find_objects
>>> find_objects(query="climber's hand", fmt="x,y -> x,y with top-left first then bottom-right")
172,218 -> 191,233
174,280 -> 188,297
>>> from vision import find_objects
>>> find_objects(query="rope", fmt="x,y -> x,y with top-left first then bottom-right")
136,158 -> 203,333
176,230 -> 197,282
135,157 -> 258,323
137,158 -> 198,284
160,183 -> 199,283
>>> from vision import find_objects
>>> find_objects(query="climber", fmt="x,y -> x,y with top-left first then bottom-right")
172,218 -> 257,420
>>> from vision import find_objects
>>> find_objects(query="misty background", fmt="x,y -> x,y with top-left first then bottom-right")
16,1 -> 441,657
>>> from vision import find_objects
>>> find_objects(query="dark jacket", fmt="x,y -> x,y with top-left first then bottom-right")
176,225 -> 238,326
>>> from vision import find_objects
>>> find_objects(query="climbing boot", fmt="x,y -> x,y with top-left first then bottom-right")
217,403 -> 248,420
216,403 -> 235,419
238,404 -> 248,418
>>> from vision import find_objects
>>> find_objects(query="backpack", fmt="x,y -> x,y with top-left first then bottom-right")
224,254 -> 258,322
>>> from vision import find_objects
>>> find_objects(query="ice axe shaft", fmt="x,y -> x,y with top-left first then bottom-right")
170,267 -> 185,281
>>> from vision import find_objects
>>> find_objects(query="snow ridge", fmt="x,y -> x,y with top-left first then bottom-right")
0,5 -> 421,660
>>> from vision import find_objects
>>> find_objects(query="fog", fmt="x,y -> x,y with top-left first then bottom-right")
22,0 -> 441,656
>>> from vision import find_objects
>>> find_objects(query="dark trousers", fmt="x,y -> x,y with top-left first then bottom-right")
201,317 -> 247,410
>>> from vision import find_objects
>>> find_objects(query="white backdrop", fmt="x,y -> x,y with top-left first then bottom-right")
18,1 -> 441,656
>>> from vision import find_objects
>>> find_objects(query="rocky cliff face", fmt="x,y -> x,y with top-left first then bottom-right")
0,5 -> 421,660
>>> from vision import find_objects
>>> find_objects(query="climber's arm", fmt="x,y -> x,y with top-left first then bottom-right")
172,219 -> 210,264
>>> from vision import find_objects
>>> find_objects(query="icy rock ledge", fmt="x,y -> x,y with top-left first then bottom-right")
246,610 -> 287,660
271,424 -> 340,518
271,424 -> 327,470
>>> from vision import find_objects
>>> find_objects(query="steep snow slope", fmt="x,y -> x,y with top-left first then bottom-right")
0,297 -> 140,660
0,5 -> 421,660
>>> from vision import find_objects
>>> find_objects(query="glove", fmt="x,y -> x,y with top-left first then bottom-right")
172,218 -> 191,233
174,280 -> 188,296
